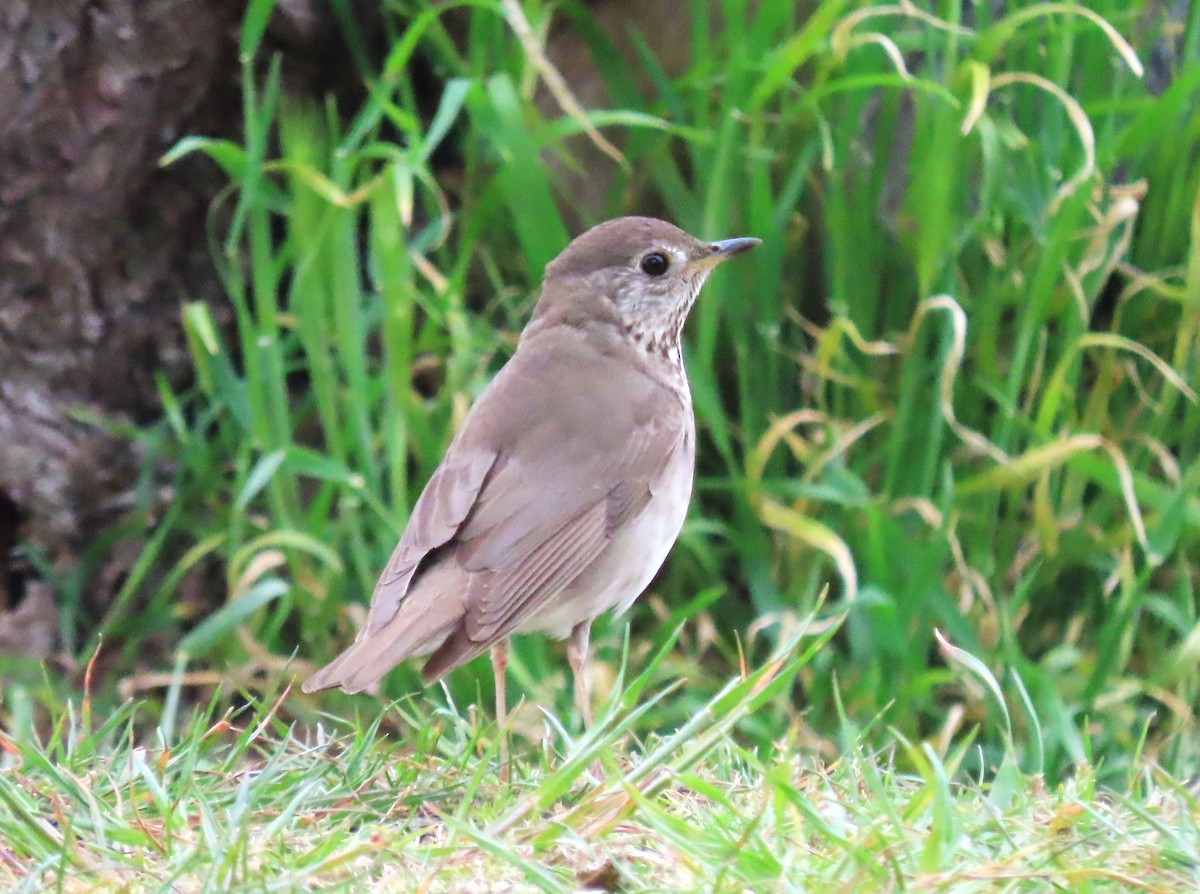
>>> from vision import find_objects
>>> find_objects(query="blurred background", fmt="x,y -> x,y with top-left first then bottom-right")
1,0 -> 1197,786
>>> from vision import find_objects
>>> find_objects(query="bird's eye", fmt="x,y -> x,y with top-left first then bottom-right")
640,252 -> 669,276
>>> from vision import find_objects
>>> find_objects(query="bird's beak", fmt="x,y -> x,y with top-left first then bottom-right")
690,236 -> 762,270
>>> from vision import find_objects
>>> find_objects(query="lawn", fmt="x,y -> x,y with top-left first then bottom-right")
2,0 -> 1199,890
3,633 -> 1198,890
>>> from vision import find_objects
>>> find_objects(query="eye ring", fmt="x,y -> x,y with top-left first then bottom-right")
640,252 -> 669,276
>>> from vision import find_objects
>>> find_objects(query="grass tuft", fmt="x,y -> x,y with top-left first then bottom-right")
3,629 -> 1198,890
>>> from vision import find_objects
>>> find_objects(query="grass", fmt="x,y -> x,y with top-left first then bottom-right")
4,624 -> 1198,891
3,0 -> 1200,886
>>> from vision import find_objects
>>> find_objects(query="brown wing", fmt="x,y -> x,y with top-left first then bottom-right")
455,417 -> 672,643
362,445 -> 498,635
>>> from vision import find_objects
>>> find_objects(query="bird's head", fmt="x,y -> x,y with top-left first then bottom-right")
530,216 -> 760,359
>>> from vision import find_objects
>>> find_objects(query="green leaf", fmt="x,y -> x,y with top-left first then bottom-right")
178,577 -> 290,657
749,0 -> 850,111
160,137 -> 247,177
240,0 -> 277,60
236,450 -> 288,510
419,78 -> 472,163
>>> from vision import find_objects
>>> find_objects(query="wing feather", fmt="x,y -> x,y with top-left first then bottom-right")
464,500 -> 610,641
363,446 -> 497,635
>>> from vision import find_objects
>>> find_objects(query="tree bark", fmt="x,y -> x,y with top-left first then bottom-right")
0,0 -> 240,637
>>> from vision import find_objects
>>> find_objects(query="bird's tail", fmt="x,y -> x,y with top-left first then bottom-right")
301,561 -> 466,694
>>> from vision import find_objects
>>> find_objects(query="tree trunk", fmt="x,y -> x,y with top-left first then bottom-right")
0,0 -> 240,647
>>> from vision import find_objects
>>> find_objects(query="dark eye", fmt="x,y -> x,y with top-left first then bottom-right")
640,252 -> 669,276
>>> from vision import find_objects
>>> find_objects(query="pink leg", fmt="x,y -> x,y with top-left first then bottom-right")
567,621 -> 594,728
491,640 -> 509,782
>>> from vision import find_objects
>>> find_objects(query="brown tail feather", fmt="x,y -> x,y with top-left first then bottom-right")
420,624 -> 494,685
301,560 -> 467,694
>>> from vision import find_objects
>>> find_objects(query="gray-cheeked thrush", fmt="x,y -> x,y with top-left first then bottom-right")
303,216 -> 760,741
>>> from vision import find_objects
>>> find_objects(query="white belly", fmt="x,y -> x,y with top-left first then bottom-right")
527,432 -> 694,639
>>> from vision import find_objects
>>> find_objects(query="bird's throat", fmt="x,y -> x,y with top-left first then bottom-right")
620,282 -> 701,366
623,307 -> 687,366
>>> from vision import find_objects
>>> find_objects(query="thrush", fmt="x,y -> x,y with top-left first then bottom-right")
302,216 -> 759,740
